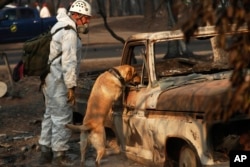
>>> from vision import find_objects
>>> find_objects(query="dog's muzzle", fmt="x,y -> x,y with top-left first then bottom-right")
132,74 -> 141,85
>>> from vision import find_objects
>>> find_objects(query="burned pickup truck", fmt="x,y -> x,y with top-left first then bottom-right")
76,26 -> 250,167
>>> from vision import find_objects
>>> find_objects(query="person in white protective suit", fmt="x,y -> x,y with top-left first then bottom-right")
38,0 -> 91,166
40,2 -> 51,18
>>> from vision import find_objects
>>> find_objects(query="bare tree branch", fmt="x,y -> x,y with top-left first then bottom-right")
96,0 -> 125,44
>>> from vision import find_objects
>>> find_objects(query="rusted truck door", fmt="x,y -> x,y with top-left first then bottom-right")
114,43 -> 149,149
122,43 -> 149,109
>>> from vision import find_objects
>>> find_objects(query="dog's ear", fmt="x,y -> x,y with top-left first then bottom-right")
125,67 -> 133,81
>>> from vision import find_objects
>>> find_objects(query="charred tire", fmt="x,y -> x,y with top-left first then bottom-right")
179,145 -> 201,167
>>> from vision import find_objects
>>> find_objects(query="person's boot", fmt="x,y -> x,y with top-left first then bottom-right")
52,151 -> 74,166
38,145 -> 53,165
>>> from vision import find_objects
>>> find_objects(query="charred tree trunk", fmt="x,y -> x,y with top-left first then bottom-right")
164,0 -> 192,58
144,0 -> 154,21
210,36 -> 229,65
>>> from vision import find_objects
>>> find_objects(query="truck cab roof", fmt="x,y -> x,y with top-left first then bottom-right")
126,25 -> 249,43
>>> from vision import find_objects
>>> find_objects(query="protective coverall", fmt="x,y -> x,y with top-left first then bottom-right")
40,5 -> 51,18
39,11 -> 82,152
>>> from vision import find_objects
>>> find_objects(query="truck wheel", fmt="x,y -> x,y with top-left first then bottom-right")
179,145 -> 200,167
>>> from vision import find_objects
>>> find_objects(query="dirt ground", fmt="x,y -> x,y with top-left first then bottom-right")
0,16 -> 167,167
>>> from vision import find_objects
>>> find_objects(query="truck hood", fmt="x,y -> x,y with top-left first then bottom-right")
156,71 -> 233,112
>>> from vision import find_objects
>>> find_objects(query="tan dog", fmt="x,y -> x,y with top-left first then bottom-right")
66,65 -> 140,167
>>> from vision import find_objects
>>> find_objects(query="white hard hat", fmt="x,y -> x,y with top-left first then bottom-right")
69,0 -> 91,16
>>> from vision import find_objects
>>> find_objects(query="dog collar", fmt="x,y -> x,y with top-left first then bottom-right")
108,68 -> 125,85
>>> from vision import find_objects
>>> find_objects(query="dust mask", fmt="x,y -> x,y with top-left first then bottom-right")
77,24 -> 89,34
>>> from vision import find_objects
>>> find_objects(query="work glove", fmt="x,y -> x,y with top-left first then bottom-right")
67,88 -> 75,105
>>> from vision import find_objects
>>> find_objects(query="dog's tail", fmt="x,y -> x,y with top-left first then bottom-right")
65,124 -> 89,132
